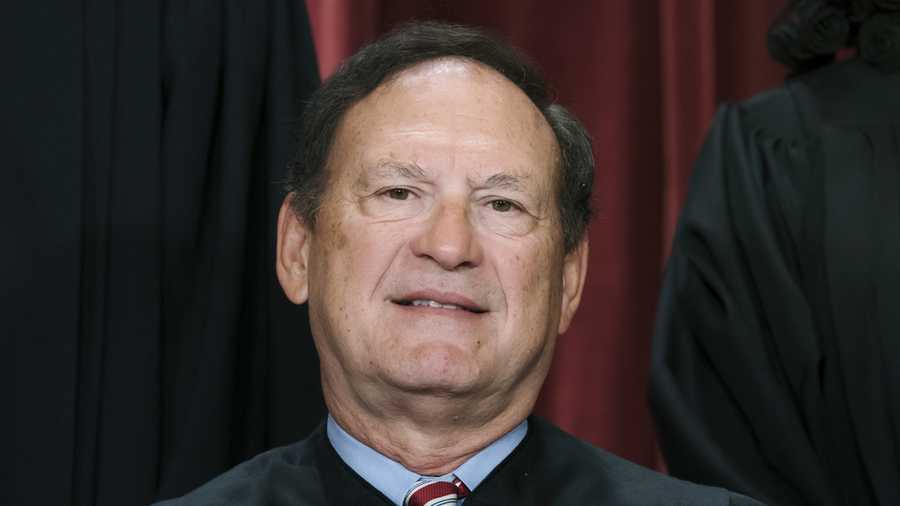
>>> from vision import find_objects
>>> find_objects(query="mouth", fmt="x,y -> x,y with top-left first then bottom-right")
391,292 -> 488,314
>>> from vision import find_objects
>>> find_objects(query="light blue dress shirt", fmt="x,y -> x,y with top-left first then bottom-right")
326,415 -> 528,506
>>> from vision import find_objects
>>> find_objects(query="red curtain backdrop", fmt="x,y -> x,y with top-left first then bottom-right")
305,0 -> 786,469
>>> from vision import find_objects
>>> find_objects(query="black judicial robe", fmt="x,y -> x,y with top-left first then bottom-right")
651,57 -> 900,506
5,1 -> 322,505
155,417 -> 761,505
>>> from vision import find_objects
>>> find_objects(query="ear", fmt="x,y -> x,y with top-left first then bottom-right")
276,195 -> 311,305
557,237 -> 589,335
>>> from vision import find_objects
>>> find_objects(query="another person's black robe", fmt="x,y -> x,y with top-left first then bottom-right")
5,2 -> 322,504
651,58 -> 900,506
155,417 -> 762,505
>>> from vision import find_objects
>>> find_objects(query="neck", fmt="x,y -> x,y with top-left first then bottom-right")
323,377 -> 538,475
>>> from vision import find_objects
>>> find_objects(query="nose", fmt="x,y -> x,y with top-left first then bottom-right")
410,201 -> 483,270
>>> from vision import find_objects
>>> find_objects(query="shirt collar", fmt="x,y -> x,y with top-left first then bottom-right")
326,415 -> 528,506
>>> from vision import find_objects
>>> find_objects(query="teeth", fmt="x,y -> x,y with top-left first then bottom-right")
411,299 -> 462,310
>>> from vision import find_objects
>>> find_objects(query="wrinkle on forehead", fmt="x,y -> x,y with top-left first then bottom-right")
390,58 -> 560,184
364,58 -> 559,168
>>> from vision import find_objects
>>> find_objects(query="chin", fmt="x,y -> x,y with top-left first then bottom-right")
386,346 -> 483,395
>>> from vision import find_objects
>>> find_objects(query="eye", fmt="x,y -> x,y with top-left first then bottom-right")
490,199 -> 516,212
475,196 -> 536,235
385,188 -> 411,200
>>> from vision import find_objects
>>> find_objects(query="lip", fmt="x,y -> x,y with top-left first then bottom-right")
391,290 -> 488,313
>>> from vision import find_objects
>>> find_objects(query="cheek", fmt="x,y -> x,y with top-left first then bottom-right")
327,214 -> 348,251
314,213 -> 409,320
345,220 -> 408,278
496,236 -> 564,325
511,231 -> 562,287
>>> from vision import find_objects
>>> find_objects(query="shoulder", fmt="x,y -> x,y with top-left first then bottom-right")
153,431 -> 326,506
729,58 -> 898,135
783,58 -> 900,125
529,418 -> 763,505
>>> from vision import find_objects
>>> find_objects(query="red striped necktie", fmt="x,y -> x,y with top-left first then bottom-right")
403,477 -> 470,506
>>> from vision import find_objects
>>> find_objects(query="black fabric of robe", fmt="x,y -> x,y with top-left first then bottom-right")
154,417 -> 764,506
651,58 -> 900,506
4,2 -> 323,505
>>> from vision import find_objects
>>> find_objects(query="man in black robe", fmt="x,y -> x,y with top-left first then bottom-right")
159,21 -> 761,506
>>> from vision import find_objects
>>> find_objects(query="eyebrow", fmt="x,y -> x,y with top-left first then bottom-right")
353,161 -> 427,190
474,172 -> 527,192
355,160 -> 530,192
374,161 -> 427,180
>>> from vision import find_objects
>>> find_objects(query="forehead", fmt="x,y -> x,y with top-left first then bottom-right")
328,58 -> 559,185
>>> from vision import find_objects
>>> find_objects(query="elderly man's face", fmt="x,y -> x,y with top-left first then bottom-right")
278,59 -> 586,408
